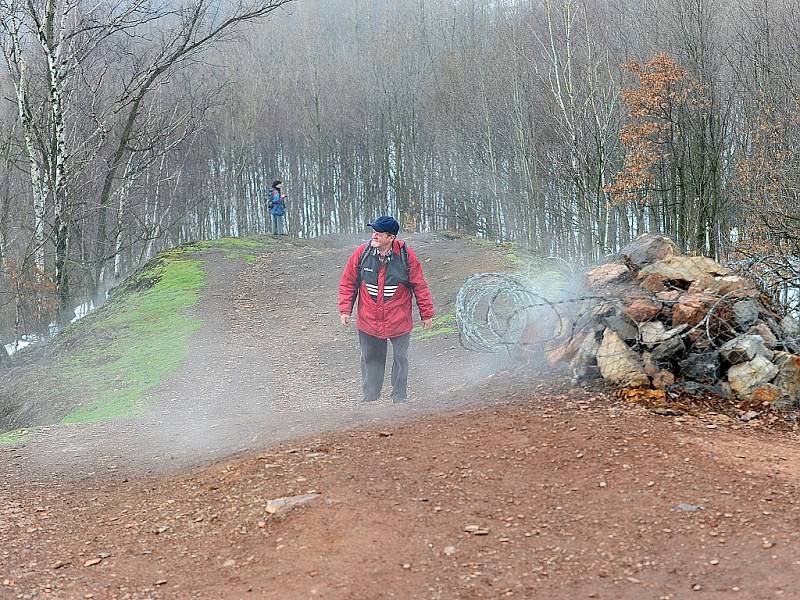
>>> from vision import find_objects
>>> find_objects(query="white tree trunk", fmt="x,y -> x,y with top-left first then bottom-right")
113,158 -> 136,280
1,8 -> 49,272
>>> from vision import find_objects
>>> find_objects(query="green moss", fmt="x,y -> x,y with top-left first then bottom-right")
412,313 -> 457,341
2,236 -> 276,435
0,429 -> 29,445
60,254 -> 205,423
492,240 -> 530,269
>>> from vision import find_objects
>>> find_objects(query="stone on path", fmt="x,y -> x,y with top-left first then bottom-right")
265,493 -> 320,516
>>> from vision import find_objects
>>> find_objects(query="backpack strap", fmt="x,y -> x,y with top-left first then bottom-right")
352,244 -> 372,309
355,244 -> 372,289
399,243 -> 413,289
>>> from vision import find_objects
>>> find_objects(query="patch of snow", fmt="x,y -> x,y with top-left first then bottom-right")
5,298 -> 96,357
72,300 -> 95,323
4,335 -> 36,356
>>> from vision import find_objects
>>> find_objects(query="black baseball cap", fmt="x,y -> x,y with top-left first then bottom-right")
367,216 -> 400,235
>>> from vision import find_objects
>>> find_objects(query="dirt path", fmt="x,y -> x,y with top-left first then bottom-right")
3,234 -> 800,600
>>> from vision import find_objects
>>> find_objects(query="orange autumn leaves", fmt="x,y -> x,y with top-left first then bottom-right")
606,53 -> 699,203
608,52 -> 800,265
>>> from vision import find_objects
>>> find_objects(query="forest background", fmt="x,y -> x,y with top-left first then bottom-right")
1,0 -> 799,355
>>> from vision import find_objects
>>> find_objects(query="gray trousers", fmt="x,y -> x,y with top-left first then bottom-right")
358,330 -> 410,401
271,214 -> 285,235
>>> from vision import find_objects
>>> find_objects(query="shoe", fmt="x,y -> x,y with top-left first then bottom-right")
361,397 -> 379,403
392,396 -> 408,404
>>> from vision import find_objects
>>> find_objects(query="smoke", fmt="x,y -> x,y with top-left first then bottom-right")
455,256 -> 587,364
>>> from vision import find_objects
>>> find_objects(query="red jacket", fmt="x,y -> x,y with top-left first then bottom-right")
338,240 -> 435,339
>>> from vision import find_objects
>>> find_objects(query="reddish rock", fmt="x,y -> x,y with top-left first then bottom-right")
640,274 -> 668,292
747,323 -> 778,348
655,290 -> 680,302
623,298 -> 662,322
750,384 -> 785,406
672,293 -> 716,327
545,343 -> 575,367
545,343 -> 571,367
519,319 -> 555,348
546,333 -> 586,367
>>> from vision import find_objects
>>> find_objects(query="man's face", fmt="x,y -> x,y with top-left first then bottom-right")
370,230 -> 394,249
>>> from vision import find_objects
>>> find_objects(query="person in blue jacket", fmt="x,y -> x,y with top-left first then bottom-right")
268,179 -> 287,235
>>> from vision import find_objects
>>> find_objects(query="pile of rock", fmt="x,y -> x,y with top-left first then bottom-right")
546,234 -> 800,409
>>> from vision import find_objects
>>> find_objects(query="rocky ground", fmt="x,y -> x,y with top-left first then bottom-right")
2,233 -> 800,599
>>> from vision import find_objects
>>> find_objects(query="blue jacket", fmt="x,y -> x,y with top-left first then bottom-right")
269,188 -> 285,216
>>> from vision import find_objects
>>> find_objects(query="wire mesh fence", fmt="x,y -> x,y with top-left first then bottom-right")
456,235 -> 800,412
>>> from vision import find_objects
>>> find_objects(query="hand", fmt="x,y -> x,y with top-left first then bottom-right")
422,318 -> 433,330
340,314 -> 351,326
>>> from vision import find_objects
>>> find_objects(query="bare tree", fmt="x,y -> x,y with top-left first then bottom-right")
1,0 -> 296,322
4,0 -> 800,346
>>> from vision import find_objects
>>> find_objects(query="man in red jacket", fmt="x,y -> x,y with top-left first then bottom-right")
339,216 -> 435,403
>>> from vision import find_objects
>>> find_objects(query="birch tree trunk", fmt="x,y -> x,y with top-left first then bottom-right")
31,0 -> 72,320
1,6 -> 49,273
